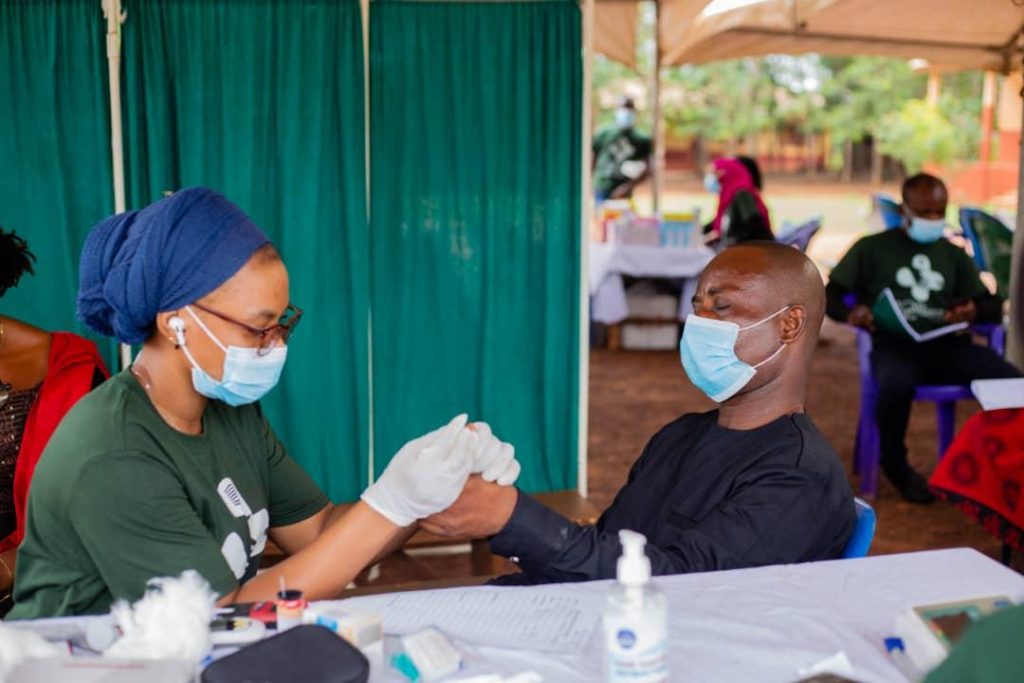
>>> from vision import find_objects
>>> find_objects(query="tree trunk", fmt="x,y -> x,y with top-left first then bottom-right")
842,139 -> 854,184
804,133 -> 816,178
693,136 -> 707,176
726,138 -> 737,156
870,139 -> 883,186
745,132 -> 759,158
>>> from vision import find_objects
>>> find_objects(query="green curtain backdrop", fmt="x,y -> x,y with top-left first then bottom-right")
0,0 -> 119,366
369,0 -> 582,492
122,0 -> 370,502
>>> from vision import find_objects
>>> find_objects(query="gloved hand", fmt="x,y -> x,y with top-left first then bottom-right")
361,414 -> 474,527
465,423 -> 521,486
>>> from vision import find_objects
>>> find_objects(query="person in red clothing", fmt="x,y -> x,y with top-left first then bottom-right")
0,228 -> 108,607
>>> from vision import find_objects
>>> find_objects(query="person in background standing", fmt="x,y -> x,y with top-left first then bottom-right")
0,228 -> 109,613
591,97 -> 653,204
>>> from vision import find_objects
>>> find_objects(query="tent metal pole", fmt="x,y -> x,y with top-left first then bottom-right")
362,0 -> 376,487
1010,67 -> 1024,367
578,0 -> 594,498
650,0 -> 663,215
102,0 -> 131,370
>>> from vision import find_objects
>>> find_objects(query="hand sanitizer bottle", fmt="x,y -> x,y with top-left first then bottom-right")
603,530 -> 668,682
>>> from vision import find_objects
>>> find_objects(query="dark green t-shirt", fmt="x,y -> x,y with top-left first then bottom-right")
592,125 -> 652,194
925,605 -> 1024,683
829,230 -> 989,334
9,370 -> 329,619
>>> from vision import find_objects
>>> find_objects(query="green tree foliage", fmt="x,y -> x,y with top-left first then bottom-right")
592,23 -> 990,171
938,71 -> 984,159
876,100 -> 958,172
818,56 -> 926,169
661,59 -> 778,143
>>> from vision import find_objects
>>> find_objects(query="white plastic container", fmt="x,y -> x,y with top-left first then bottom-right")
603,530 -> 668,683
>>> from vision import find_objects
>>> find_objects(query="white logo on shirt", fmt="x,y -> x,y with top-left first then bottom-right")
221,532 -> 248,580
216,477 -> 269,574
896,253 -> 945,303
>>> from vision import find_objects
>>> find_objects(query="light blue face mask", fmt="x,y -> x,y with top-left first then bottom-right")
614,108 -> 636,129
181,306 -> 288,407
703,172 -> 721,195
906,215 -> 946,244
680,307 -> 790,403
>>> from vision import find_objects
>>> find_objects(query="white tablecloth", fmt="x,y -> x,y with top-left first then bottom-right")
364,548 -> 1023,683
589,242 -> 715,324
17,549 -> 1023,683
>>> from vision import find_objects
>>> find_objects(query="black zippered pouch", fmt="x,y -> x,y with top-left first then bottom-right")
201,624 -> 369,683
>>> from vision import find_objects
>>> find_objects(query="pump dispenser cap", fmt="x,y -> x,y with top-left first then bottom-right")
617,529 -> 651,586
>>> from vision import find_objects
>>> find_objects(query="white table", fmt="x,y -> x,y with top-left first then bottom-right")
357,549 -> 1023,683
14,549 -> 1023,683
589,242 -> 715,325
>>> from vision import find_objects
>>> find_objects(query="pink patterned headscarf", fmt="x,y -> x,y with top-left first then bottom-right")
709,158 -> 771,237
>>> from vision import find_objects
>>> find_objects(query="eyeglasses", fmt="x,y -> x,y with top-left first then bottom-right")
191,303 -> 303,356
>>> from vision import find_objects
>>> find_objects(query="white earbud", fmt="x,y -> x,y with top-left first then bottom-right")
168,316 -> 187,347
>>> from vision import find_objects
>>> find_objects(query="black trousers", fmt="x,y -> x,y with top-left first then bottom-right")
871,333 -> 1021,474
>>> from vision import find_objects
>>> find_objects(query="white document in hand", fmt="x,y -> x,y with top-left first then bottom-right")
970,378 -> 1024,410
872,288 -> 968,342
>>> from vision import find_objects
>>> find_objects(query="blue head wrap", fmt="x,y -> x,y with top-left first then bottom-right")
77,187 -> 271,344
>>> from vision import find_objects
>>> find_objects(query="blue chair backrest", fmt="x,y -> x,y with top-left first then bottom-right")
958,207 -> 1013,299
841,497 -> 876,559
873,194 -> 903,230
958,207 -> 990,271
776,217 -> 822,252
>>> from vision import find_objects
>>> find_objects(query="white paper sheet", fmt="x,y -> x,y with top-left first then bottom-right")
333,587 -> 600,654
971,378 -> 1024,410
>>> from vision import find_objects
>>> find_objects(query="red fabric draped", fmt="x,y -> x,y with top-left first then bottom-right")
0,333 -> 109,552
929,409 -> 1024,551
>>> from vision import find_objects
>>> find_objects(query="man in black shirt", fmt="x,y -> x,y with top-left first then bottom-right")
826,174 -> 1020,504
423,243 -> 855,583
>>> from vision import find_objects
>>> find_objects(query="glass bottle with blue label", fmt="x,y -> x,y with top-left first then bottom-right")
603,529 -> 668,682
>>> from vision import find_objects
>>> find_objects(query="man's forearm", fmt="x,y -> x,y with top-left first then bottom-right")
490,493 -> 614,582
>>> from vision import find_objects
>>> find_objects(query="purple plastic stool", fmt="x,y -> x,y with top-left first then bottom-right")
851,325 -> 1005,498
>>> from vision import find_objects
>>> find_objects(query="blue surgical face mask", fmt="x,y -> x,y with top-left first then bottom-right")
680,306 -> 790,403
614,108 -> 636,129
180,306 -> 288,406
703,172 -> 721,195
906,215 -> 946,244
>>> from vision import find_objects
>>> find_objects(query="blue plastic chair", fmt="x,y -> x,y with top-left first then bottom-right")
776,216 -> 822,252
851,326 -> 1006,497
840,498 -> 876,559
958,207 -> 1013,299
872,193 -> 903,230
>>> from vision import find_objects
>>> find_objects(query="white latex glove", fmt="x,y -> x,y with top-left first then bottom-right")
466,423 -> 521,486
361,414 -> 474,527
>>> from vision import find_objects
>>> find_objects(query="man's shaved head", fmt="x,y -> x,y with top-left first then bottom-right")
690,241 -> 825,408
696,241 -> 825,343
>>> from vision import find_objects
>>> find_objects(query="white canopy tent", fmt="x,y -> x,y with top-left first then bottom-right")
594,0 -> 1024,365
662,0 -> 1024,69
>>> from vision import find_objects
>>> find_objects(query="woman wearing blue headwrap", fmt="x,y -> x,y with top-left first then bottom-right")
9,188 -> 519,618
